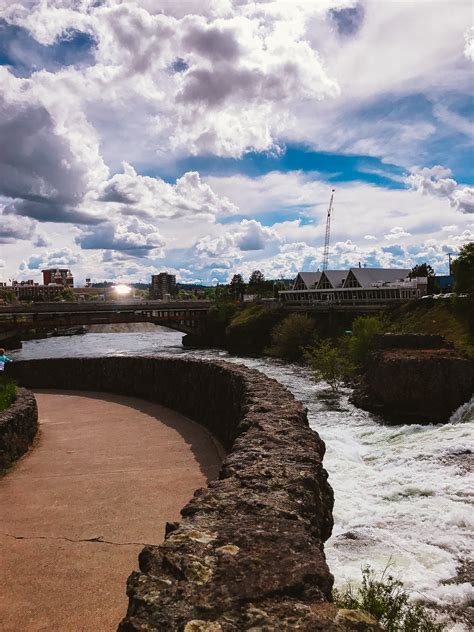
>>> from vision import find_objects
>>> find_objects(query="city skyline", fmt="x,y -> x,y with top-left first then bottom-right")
0,0 -> 473,285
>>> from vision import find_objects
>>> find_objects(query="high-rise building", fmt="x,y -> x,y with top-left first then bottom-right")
151,273 -> 176,299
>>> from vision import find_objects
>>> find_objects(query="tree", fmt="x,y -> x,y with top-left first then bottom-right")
229,274 -> 246,302
452,242 -> 474,294
204,287 -> 216,300
267,313 -> 316,361
409,262 -> 438,294
0,289 -> 15,304
55,289 -> 75,302
409,263 -> 435,278
304,339 -> 354,392
248,270 -> 266,296
349,315 -> 383,367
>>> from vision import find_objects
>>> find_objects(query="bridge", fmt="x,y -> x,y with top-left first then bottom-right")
0,301 -> 212,336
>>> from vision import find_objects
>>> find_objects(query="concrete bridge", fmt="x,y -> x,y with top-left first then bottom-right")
0,300 -> 212,336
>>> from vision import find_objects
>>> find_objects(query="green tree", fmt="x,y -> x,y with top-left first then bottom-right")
409,263 -> 438,294
452,242 -> 474,294
215,284 -> 232,304
204,287 -> 216,301
267,313 -> 316,361
0,289 -> 15,304
349,315 -> 383,367
229,274 -> 246,302
55,289 -> 75,302
304,339 -> 354,392
248,270 -> 266,296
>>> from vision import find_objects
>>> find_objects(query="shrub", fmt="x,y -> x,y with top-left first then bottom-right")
334,565 -> 445,632
226,305 -> 284,354
0,378 -> 16,412
350,315 -> 383,366
267,313 -> 316,361
304,339 -> 354,391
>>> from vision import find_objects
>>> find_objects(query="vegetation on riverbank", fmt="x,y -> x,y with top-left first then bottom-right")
383,298 -> 474,358
334,565 -> 445,632
0,379 -> 16,412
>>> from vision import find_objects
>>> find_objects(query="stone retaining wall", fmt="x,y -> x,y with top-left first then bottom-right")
372,333 -> 452,350
0,387 -> 38,471
8,358 -> 375,631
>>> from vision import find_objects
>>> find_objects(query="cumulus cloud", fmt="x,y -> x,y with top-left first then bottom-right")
20,247 -> 80,271
196,219 -> 278,260
406,166 -> 474,214
384,227 -> 412,241
99,164 -> 237,221
0,211 -> 37,243
77,217 -> 165,255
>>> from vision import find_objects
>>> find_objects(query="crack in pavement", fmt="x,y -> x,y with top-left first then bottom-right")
0,532 -> 149,546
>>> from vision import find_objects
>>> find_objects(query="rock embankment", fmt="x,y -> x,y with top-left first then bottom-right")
7,357 -> 379,631
0,387 -> 38,470
352,334 -> 474,423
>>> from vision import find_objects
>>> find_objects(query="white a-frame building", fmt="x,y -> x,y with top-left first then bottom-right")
279,268 -> 427,304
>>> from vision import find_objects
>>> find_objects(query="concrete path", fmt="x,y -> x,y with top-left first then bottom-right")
0,391 -> 222,632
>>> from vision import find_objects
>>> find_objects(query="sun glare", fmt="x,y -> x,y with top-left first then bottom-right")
113,284 -> 132,296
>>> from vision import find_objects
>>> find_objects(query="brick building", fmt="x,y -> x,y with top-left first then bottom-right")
151,273 -> 176,299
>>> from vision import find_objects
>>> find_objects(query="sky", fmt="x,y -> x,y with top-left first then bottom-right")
0,0 -> 473,286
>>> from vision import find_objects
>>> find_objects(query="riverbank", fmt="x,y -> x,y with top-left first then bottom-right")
8,332 -> 474,629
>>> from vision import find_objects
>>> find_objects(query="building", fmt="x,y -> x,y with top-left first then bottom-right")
435,275 -> 454,293
151,273 -> 176,300
1,280 -> 64,301
42,268 -> 74,287
280,268 -> 427,303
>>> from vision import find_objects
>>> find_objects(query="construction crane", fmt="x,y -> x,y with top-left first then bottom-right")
322,189 -> 335,271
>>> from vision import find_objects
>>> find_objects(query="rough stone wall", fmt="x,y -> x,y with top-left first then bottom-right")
372,333 -> 452,350
8,358 -> 378,631
0,387 -> 38,471
352,338 -> 474,423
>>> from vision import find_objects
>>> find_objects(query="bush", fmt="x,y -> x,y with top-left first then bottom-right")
350,315 -> 383,367
0,378 -> 16,412
334,565 -> 445,632
266,313 -> 316,361
304,339 -> 354,391
226,305 -> 284,354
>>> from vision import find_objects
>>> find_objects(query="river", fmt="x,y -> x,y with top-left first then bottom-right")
10,327 -> 473,629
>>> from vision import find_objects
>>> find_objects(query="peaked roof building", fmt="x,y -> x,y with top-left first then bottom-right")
283,267 -> 426,304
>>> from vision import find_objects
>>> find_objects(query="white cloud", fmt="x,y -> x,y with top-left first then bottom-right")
98,163 -> 237,221
384,227 -> 412,241
20,247 -> 81,272
406,166 -> 474,214
464,26 -> 474,61
195,219 -> 278,260
0,211 -> 37,243
77,217 -> 165,255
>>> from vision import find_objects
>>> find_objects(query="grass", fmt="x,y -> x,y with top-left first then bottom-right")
384,299 -> 474,358
334,565 -> 445,632
0,378 -> 16,412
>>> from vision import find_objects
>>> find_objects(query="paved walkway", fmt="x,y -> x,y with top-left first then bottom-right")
0,391 -> 222,632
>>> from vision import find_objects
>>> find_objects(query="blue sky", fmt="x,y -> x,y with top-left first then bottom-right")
0,1 -> 473,284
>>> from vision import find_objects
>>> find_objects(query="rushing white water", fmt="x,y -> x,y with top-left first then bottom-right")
11,328 -> 474,627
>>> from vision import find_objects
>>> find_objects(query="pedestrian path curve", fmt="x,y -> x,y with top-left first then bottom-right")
0,390 -> 222,632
